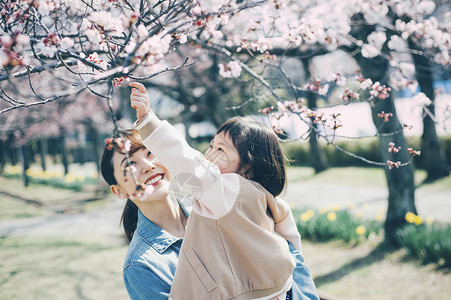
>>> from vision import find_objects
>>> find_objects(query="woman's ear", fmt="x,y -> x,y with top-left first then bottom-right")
110,185 -> 128,199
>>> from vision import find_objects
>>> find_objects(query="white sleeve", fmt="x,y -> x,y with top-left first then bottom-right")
274,210 -> 302,252
139,119 -> 239,219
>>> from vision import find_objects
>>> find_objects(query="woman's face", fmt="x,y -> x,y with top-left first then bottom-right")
111,147 -> 171,203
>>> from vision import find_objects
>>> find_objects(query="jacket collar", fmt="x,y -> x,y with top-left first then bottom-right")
135,209 -> 183,253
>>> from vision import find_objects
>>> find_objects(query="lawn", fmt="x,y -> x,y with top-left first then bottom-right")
0,176 -> 109,220
1,167 -> 450,299
0,236 -> 128,300
287,166 -> 451,189
1,234 -> 450,300
302,237 -> 451,300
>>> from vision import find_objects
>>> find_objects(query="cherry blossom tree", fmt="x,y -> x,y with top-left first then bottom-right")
191,0 -> 449,242
146,0 -> 449,242
1,83 -> 110,183
1,0 -> 450,243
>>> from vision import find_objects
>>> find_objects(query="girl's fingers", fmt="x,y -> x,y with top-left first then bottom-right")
129,82 -> 150,120
131,100 -> 145,108
129,82 -> 147,94
131,92 -> 149,101
130,95 -> 147,102
131,98 -> 148,106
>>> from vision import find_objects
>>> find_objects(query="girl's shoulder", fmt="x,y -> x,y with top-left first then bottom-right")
234,175 -> 273,198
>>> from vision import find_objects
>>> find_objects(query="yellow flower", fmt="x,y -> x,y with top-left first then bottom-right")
355,212 -> 362,219
332,205 -> 340,211
319,208 -> 327,215
289,202 -> 295,209
414,216 -> 422,225
300,213 -> 311,222
356,225 -> 366,235
65,174 -> 76,183
426,217 -> 434,225
405,212 -> 416,224
6,165 -> 21,174
300,210 -> 314,222
327,212 -> 337,222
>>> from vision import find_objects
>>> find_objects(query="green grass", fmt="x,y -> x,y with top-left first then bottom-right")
417,172 -> 451,190
0,177 -> 80,205
287,166 -> 451,189
395,223 -> 451,267
0,177 -> 109,218
0,196 -> 49,221
302,238 -> 451,300
0,236 -> 128,300
294,208 -> 382,246
1,165 -> 450,299
287,166 -> 387,187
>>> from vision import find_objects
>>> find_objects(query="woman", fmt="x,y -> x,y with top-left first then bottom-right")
101,129 -> 319,300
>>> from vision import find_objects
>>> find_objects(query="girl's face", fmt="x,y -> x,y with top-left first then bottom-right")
111,147 -> 171,202
205,132 -> 241,174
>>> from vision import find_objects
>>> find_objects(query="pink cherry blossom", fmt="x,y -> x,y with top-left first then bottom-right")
387,160 -> 401,169
369,82 -> 391,100
218,61 -> 242,78
388,142 -> 401,153
377,111 -> 393,122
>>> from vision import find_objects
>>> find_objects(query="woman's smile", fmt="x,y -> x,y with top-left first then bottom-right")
145,173 -> 165,186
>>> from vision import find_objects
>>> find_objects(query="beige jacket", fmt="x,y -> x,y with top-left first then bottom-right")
135,113 -> 297,299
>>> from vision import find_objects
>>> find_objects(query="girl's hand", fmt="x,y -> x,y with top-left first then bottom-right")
129,82 -> 151,121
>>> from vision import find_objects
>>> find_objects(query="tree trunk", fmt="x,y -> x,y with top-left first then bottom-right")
0,141 -> 5,174
301,58 -> 329,173
37,139 -> 47,171
87,123 -> 100,173
207,54 -> 229,127
356,54 -> 417,244
346,14 -> 417,244
182,110 -> 194,146
49,137 -> 59,164
371,94 -> 417,243
21,143 -> 30,187
408,38 -> 450,182
59,128 -> 69,175
7,133 -> 18,165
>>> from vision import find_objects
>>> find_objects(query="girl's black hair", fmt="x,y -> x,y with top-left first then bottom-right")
216,117 -> 287,197
100,130 -> 144,243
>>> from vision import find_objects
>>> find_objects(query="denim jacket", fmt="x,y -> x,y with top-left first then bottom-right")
123,210 -> 319,300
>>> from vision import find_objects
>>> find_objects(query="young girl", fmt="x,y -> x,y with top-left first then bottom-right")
130,82 -> 304,300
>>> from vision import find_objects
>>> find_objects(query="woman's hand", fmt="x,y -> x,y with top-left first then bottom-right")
129,82 -> 151,121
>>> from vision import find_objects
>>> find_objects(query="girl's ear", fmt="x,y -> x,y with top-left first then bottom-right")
110,185 -> 128,199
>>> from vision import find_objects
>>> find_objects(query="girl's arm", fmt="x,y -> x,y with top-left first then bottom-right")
130,82 -> 239,218
268,196 -> 302,252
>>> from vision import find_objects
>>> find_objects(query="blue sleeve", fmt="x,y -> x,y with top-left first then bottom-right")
123,265 -> 171,300
288,242 -> 320,300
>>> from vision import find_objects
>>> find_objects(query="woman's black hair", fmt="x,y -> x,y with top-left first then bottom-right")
100,130 -> 144,243
216,117 -> 287,197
